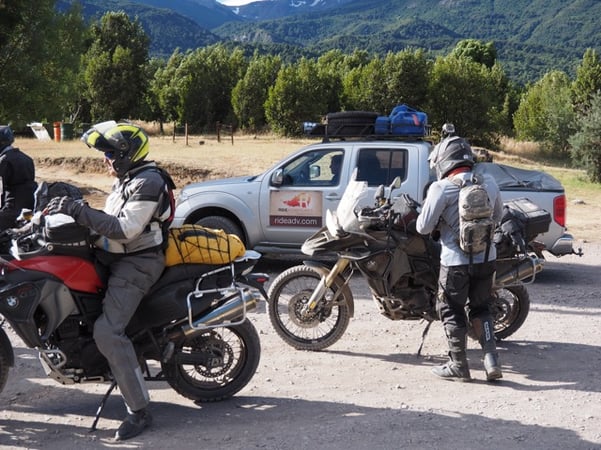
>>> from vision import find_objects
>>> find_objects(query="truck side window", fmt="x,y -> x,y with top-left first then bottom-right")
281,149 -> 344,186
356,149 -> 407,185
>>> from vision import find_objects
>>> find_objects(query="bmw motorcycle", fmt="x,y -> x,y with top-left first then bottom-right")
267,176 -> 547,352
0,212 -> 268,430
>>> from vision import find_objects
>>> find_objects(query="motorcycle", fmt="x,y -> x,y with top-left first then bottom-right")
267,176 -> 547,352
0,209 -> 268,430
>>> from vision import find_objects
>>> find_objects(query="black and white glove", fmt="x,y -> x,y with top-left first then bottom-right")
45,196 -> 86,219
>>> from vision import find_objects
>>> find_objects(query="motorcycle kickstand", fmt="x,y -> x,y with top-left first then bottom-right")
89,380 -> 117,432
416,320 -> 433,357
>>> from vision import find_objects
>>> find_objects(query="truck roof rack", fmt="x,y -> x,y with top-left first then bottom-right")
304,122 -> 432,142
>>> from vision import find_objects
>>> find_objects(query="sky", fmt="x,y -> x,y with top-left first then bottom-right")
217,0 -> 266,6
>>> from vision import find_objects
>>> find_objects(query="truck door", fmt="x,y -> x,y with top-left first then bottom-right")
259,148 -> 346,248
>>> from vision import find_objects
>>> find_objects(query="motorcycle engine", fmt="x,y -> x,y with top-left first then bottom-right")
48,317 -> 109,380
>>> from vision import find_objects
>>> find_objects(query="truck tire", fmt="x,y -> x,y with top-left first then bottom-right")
196,216 -> 244,243
326,111 -> 378,137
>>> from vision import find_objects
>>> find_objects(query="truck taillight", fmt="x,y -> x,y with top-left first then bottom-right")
553,194 -> 566,227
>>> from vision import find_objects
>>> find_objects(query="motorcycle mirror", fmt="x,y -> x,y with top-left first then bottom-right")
386,177 -> 402,203
374,185 -> 385,203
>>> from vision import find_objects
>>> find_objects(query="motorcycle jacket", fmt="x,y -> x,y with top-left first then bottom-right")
416,170 -> 503,266
0,145 -> 36,213
75,161 -> 173,254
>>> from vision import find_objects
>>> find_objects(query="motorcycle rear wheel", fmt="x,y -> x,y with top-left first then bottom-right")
267,265 -> 351,351
162,319 -> 260,402
469,284 -> 530,341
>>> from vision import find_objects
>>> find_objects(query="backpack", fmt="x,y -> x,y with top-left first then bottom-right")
451,174 -> 494,261
146,167 -> 176,249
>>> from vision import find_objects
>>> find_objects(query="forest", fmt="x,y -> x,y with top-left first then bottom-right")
2,0 -> 601,181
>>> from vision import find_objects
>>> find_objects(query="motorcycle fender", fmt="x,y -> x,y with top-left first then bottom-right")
303,260 -> 355,317
0,326 -> 15,367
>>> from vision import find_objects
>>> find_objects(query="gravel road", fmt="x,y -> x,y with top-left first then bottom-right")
1,242 -> 600,449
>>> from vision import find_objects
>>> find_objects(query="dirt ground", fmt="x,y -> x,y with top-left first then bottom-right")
0,166 -> 600,449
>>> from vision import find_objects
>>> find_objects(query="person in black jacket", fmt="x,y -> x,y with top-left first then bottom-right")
0,126 -> 36,237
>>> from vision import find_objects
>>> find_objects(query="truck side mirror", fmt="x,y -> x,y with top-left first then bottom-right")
271,169 -> 284,186
310,164 -> 320,179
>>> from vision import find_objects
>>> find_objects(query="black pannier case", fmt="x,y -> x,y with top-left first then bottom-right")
503,198 -> 551,242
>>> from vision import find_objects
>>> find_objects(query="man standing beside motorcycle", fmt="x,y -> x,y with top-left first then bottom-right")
45,121 -> 175,440
416,133 -> 504,382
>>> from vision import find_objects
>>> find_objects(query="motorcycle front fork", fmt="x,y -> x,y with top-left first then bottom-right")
302,258 -> 350,315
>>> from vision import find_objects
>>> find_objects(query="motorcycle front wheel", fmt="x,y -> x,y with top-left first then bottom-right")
162,319 -> 260,402
490,284 -> 530,340
267,265 -> 352,351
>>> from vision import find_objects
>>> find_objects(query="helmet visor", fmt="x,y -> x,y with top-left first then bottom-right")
82,120 -> 128,154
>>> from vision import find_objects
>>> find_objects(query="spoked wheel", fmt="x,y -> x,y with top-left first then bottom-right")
491,285 -> 530,340
162,320 -> 260,402
267,265 -> 352,351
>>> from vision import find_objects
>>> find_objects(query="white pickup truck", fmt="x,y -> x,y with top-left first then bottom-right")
172,136 -> 576,258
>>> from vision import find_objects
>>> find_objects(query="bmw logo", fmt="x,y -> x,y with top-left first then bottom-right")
6,296 -> 18,308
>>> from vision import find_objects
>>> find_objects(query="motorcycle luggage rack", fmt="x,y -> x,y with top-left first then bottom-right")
185,263 -> 248,331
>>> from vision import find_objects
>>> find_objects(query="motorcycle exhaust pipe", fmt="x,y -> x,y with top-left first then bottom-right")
181,289 -> 259,338
494,256 -> 544,287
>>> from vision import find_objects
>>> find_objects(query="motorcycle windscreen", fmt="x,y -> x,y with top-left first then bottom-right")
333,178 -> 371,233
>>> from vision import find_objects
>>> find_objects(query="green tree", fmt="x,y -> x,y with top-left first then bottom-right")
427,55 -> 502,145
83,12 -> 150,121
265,58 -> 329,136
451,39 -> 497,69
514,70 -> 576,157
232,52 -> 281,131
341,56 -> 386,112
171,44 -> 246,131
0,0 -> 86,126
569,91 -> 601,182
150,50 -> 185,130
381,49 -> 432,112
572,48 -> 601,113
341,49 -> 431,114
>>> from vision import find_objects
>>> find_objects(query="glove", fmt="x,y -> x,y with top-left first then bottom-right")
45,196 -> 85,219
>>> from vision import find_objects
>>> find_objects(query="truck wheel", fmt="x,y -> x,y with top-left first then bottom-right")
196,216 -> 244,243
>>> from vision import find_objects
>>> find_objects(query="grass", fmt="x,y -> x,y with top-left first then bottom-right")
16,132 -> 600,244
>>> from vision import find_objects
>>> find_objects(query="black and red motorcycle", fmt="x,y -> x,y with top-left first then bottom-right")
0,209 -> 268,429
267,176 -> 548,352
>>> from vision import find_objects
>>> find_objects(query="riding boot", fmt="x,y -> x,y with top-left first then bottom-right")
431,330 -> 472,382
472,317 -> 503,381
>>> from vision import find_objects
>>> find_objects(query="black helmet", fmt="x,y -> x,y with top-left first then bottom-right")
0,125 -> 14,151
82,121 -> 149,177
432,136 -> 474,180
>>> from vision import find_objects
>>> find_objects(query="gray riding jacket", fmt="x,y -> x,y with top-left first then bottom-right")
76,161 -> 171,254
416,170 -> 503,266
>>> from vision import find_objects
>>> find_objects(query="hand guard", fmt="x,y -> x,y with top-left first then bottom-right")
45,196 -> 86,219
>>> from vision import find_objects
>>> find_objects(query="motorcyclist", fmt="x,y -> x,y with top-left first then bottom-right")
0,125 -> 36,247
45,121 -> 175,440
416,133 -> 504,382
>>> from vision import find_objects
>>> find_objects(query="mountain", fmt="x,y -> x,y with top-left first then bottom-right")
230,0 -> 358,20
132,0 -> 242,29
57,0 -> 601,83
214,0 -> 601,83
57,0 -> 223,56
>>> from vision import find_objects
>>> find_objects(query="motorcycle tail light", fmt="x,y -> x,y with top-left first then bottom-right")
553,194 -> 566,227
